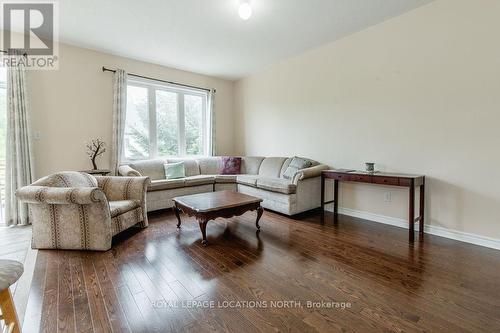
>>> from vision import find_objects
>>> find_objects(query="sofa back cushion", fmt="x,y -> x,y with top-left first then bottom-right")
129,159 -> 166,180
258,157 -> 288,178
240,156 -> 265,175
197,157 -> 222,175
166,158 -> 200,177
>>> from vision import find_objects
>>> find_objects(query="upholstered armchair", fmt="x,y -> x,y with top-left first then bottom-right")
16,171 -> 150,251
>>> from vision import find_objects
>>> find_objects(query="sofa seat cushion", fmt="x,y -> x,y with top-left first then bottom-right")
109,200 -> 141,218
184,175 -> 215,187
215,174 -> 237,183
236,175 -> 260,187
257,177 -> 297,194
149,179 -> 185,191
112,207 -> 143,235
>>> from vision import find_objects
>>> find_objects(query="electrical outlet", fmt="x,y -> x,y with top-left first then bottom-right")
384,192 -> 392,202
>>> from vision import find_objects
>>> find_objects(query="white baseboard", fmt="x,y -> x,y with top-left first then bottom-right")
324,206 -> 500,251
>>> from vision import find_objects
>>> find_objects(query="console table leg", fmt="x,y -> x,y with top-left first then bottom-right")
409,183 -> 415,242
333,179 -> 339,224
198,219 -> 208,246
173,205 -> 182,228
419,183 -> 425,236
256,206 -> 263,230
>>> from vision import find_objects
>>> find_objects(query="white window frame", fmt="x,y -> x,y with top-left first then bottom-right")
124,77 -> 209,162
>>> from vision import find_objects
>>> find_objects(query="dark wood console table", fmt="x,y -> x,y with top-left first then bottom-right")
321,170 -> 425,241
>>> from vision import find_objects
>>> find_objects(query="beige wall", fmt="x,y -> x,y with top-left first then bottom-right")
27,43 -> 234,178
234,0 -> 500,239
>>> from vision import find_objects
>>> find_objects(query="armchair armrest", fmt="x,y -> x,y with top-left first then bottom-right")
292,164 -> 329,184
95,176 -> 150,201
118,165 -> 141,177
16,186 -> 106,204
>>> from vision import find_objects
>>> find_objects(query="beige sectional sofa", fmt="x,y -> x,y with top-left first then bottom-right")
119,157 -> 328,215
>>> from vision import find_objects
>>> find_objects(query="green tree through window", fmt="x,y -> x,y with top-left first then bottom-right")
123,80 -> 208,161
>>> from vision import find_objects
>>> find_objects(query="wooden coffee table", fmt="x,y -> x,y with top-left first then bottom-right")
172,191 -> 264,246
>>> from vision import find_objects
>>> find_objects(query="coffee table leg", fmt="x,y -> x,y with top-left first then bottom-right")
173,204 -> 182,228
256,206 -> 263,230
198,219 -> 208,246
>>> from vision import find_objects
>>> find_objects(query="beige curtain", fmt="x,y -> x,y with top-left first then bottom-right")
110,69 -> 128,175
5,51 -> 34,226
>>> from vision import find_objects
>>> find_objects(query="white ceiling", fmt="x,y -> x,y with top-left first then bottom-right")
57,0 -> 433,80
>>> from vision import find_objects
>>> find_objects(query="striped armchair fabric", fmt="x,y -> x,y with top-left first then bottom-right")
16,171 -> 150,251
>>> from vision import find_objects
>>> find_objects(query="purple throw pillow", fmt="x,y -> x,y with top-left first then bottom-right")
220,156 -> 241,175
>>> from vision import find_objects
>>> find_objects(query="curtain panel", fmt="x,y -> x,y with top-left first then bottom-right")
208,89 -> 216,156
5,51 -> 34,226
110,69 -> 128,175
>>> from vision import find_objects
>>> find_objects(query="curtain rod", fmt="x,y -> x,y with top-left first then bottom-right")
102,66 -> 214,93
0,50 -> 28,57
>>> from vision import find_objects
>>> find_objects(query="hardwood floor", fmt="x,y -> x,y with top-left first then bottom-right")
23,209 -> 500,332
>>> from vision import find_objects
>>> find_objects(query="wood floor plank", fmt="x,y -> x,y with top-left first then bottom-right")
115,285 -> 149,333
22,250 -> 47,333
127,258 -> 183,333
131,290 -> 166,333
81,255 -> 113,333
93,258 -> 131,333
40,251 -> 59,333
70,256 -> 93,333
58,252 -> 76,333
120,263 -> 144,295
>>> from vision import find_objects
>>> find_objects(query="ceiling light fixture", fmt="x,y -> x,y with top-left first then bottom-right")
238,1 -> 252,20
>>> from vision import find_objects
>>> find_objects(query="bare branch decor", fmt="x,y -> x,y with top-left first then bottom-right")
86,139 -> 106,170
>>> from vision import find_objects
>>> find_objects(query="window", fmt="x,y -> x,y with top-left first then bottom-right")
124,78 -> 210,161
